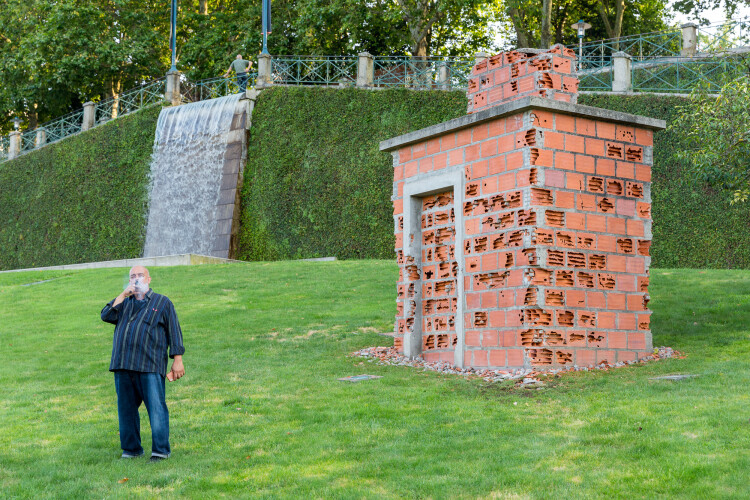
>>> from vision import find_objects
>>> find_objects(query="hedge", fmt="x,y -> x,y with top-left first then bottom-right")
240,88 -> 750,268
237,87 -> 467,261
0,104 -> 160,270
578,94 -> 750,268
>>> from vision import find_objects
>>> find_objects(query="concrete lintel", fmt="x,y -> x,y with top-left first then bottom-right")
380,97 -> 666,152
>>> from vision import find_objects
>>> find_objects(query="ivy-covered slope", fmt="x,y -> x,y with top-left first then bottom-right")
238,87 -> 467,261
0,105 -> 160,270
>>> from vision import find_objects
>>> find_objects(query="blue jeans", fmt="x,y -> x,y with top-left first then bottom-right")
236,72 -> 248,92
114,371 -> 170,457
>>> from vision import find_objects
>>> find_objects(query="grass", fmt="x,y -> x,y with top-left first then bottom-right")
1,261 -> 749,499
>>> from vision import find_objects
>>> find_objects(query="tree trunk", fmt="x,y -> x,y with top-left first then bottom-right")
597,0 -> 626,49
199,0 -> 208,15
28,110 -> 38,130
507,8 -> 531,48
540,0 -> 553,48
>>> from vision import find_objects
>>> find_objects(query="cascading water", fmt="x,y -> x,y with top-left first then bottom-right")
143,93 -> 242,257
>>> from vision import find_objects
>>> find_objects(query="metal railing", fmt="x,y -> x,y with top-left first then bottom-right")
40,109 -> 85,144
631,56 -> 746,93
181,75 -> 256,103
0,135 -> 9,162
94,78 -> 167,124
372,57 -> 474,89
272,56 -> 358,85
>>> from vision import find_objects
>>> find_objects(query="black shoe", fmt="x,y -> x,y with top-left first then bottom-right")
149,455 -> 167,462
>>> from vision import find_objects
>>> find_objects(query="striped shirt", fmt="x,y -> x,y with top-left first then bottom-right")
101,289 -> 185,376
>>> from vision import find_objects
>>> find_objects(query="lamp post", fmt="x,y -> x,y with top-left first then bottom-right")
13,116 -> 21,131
570,19 -> 591,70
169,0 -> 178,72
261,0 -> 271,55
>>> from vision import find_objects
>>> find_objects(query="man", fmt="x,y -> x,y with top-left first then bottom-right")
223,54 -> 252,93
101,266 -> 185,462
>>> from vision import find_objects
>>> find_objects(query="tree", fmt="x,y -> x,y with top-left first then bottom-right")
672,73 -> 750,203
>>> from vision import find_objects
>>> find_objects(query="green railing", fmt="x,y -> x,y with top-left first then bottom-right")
697,18 -> 750,52
372,57 -> 474,89
272,56 -> 358,85
20,130 -> 36,153
182,75 -> 256,102
631,57 -> 746,93
94,78 -> 167,124
41,109 -> 85,144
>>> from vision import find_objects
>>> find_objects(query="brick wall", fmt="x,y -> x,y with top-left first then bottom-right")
385,45 -> 663,370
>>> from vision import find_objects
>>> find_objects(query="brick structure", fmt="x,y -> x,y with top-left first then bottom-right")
380,45 -> 666,370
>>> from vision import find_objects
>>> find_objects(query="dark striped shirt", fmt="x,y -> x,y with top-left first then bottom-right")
101,289 -> 185,376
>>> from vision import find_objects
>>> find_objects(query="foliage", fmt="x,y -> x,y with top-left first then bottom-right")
237,87 -> 467,261
579,93 -> 750,268
3,263 -> 750,497
671,75 -> 750,204
0,105 -> 160,271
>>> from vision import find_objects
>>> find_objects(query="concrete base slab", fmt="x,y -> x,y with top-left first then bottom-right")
0,254 -> 244,274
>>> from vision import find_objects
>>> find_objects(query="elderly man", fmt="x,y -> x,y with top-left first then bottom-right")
101,266 -> 185,462
223,54 -> 252,92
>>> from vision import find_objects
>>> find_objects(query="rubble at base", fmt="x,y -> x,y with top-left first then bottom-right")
351,346 -> 681,384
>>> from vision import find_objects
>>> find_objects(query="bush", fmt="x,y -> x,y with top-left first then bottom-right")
0,105 -> 160,270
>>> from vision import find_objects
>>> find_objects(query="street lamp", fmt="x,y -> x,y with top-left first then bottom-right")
261,0 -> 271,55
570,19 -> 591,71
13,116 -> 20,131
169,0 -> 178,72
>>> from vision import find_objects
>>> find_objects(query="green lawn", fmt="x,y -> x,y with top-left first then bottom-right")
1,262 -> 749,499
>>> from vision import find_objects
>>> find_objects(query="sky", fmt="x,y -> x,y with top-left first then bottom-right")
670,2 -> 750,25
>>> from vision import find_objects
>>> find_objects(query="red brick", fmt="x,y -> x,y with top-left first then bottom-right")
598,312 -> 616,329
616,125 -> 635,143
585,138 -> 605,156
507,349 -> 524,366
482,330 -> 499,347
597,350 -> 615,364
596,158 -> 616,176
473,124 -> 489,143
608,255 -> 627,272
532,110 -> 553,129
597,122 -> 616,140
616,161 -> 635,179
556,191 -> 575,208
608,293 -> 626,310
565,134 -> 585,153
393,198 -> 403,215
447,149 -> 463,167
441,133 -> 457,151
506,114 -> 524,132
466,292 -> 480,309
473,350 -> 489,366
566,172 -> 585,190
587,291 -> 606,308
497,290 -> 514,307
556,114 -> 576,133
465,331 -> 480,346
457,129 -> 472,147
608,217 -> 627,235
498,172 -> 515,191
616,198 -> 636,217
465,144 -> 481,162
399,147 -> 412,163
489,118 -> 506,136
635,128 -> 653,147
489,349 -> 506,366
489,156 -> 505,174
419,157 -> 433,173
425,138 -> 441,156
394,165 -> 404,181
481,138 -> 498,158
497,133 -> 515,152
507,151 -> 525,170
481,252 -> 498,272
617,275 -> 637,292
481,176 -> 499,195
544,131 -> 565,149
556,151 -> 575,170
619,313 -> 636,330
576,154 -> 595,173
567,212 -> 586,230
635,165 -> 651,182
567,290 -> 586,307
404,160 -> 418,178
626,257 -> 645,274
481,291 -> 498,308
626,293 -> 643,311
395,181 -> 404,197
578,193 -> 596,211
433,153 -> 447,171
608,331 -> 627,348
587,214 -> 607,232
597,235 -> 616,252
472,160 -> 489,179
617,350 -> 636,362
577,118 -> 596,136
423,352 -> 440,362
576,349 -> 596,367
412,143 -> 426,159
627,219 -> 644,237
502,330 -> 517,347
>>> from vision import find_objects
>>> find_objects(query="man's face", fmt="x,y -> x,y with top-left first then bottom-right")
129,266 -> 152,292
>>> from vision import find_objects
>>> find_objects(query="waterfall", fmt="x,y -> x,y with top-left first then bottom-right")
143,94 -> 243,257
